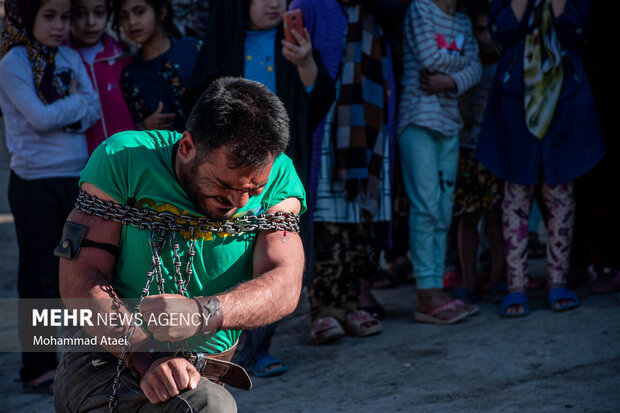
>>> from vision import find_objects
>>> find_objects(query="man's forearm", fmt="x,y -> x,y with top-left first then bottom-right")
214,265 -> 303,330
60,264 -> 153,358
208,200 -> 305,331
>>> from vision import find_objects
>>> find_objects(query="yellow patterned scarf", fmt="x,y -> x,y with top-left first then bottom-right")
1,0 -> 66,103
523,0 -> 563,139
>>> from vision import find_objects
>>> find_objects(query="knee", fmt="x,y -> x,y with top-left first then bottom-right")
197,383 -> 237,413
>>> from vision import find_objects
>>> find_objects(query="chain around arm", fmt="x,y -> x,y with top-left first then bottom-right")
77,189 -> 300,412
75,190 -> 301,234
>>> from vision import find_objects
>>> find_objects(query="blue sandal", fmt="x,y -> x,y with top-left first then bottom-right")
500,292 -> 530,318
548,287 -> 579,312
246,354 -> 287,378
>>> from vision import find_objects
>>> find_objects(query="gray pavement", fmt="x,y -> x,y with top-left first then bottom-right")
0,122 -> 619,412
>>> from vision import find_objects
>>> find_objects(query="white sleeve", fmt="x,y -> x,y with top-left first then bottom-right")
0,49 -> 97,133
451,19 -> 483,95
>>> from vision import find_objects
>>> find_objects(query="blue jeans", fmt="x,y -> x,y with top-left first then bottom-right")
398,125 -> 459,290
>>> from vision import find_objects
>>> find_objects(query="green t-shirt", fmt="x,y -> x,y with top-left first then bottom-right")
80,130 -> 306,353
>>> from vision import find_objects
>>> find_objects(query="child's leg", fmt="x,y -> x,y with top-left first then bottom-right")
398,125 -> 441,290
502,182 -> 535,291
485,207 -> 507,285
542,181 -> 575,285
399,126 -> 466,322
458,210 -> 482,291
434,133 -> 460,282
310,222 -> 356,324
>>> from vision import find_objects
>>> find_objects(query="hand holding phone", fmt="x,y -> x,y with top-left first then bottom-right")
283,9 -> 304,46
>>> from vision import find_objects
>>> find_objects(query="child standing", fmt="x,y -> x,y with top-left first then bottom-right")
0,0 -> 99,392
113,0 -> 201,132
451,0 -> 507,304
398,0 -> 482,324
289,0 -> 401,343
69,0 -> 135,154
477,0 -> 604,317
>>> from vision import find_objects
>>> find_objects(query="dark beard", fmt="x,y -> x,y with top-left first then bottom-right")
176,159 -> 236,220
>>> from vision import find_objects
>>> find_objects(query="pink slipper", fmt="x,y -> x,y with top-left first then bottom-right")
345,310 -> 382,337
310,316 -> 345,345
414,300 -> 468,324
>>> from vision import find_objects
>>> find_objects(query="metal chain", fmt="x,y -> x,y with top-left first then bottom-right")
170,231 -> 186,296
75,190 -> 301,234
184,235 -> 197,295
96,189 -> 299,412
108,228 -> 167,412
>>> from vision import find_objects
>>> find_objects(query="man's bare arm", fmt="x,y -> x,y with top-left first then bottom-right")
59,183 -> 200,402
216,197 -> 304,330
140,197 -> 304,337
59,183 -> 152,360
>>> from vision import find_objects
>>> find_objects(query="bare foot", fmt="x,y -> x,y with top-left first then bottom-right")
548,282 -> 577,310
359,279 -> 381,308
503,288 -> 527,316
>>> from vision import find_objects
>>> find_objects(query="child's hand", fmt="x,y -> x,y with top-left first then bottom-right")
420,71 -> 456,94
282,28 -> 313,68
69,78 -> 79,95
144,102 -> 175,130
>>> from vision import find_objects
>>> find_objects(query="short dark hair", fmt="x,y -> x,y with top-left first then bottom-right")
186,77 -> 290,169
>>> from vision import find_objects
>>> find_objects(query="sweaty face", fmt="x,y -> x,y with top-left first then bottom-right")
248,0 -> 286,31
71,0 -> 108,48
33,0 -> 71,47
117,0 -> 160,45
177,147 -> 273,220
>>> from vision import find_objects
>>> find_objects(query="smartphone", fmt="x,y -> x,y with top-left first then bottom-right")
283,9 -> 304,46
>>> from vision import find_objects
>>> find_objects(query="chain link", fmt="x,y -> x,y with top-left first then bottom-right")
108,228 -> 167,412
90,190 -> 300,412
75,190 -> 301,234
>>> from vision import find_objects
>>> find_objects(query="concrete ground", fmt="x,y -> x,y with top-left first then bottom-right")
0,123 -> 619,412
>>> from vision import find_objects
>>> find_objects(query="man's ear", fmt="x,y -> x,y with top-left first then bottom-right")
160,4 -> 168,22
177,131 -> 197,162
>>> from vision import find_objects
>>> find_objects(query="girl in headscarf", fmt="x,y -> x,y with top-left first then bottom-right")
0,0 -> 100,392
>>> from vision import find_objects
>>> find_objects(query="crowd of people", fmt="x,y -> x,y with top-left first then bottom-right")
0,0 -> 618,396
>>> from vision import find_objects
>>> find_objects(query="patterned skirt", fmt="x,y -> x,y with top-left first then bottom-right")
453,148 -> 503,218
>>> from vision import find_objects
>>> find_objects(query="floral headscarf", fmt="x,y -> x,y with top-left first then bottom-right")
1,0 -> 67,103
523,0 -> 563,139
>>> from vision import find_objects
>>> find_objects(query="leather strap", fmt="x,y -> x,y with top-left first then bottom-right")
184,343 -> 252,391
